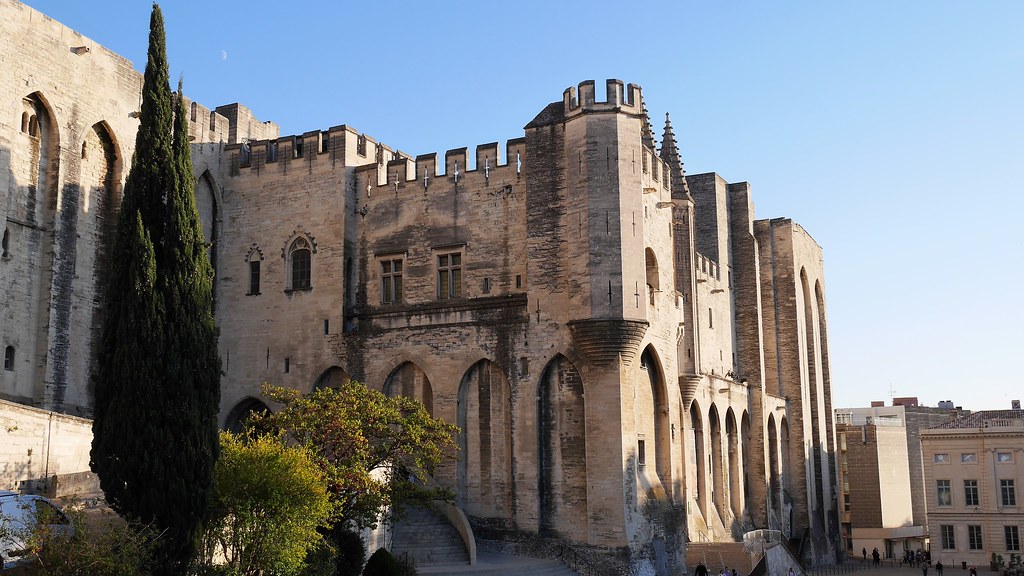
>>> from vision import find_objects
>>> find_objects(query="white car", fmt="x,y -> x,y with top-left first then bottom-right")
0,491 -> 73,570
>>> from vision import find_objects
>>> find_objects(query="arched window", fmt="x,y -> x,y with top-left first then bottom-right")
20,112 -> 29,133
246,245 -> 263,295
288,237 -> 312,290
4,346 -> 14,371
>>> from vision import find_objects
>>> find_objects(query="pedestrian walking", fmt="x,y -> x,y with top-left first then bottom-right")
696,562 -> 709,576
923,564 -> 929,576
873,548 -> 880,566
863,548 -> 868,563
936,560 -> 944,576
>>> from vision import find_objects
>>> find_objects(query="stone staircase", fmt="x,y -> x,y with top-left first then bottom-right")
391,506 -> 471,567
687,542 -> 756,574
389,505 -> 581,576
417,551 -> 580,576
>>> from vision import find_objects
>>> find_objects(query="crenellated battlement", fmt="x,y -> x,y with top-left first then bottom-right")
182,96 -> 231,144
563,79 -> 644,118
224,124 -> 400,177
360,138 -> 526,189
695,252 -> 723,283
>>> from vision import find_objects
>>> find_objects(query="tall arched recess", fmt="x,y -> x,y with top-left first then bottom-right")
690,401 -> 707,518
314,366 -> 350,390
800,268 -> 825,528
195,171 -> 219,310
77,122 -> 120,408
638,346 -> 671,489
537,354 -> 587,540
225,397 -> 270,433
17,93 -> 59,406
384,362 -> 434,416
457,360 -> 513,520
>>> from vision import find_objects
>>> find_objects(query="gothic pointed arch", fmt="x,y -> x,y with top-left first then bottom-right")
75,121 -> 121,409
195,171 -> 221,291
645,248 -> 660,304
537,353 -> 587,540
638,345 -> 671,488
282,230 -> 316,291
741,410 -> 751,503
780,415 -> 792,502
245,243 -> 264,295
767,413 -> 780,529
726,408 -> 742,521
690,400 -> 707,517
384,361 -> 433,416
456,359 -> 513,520
225,397 -> 271,433
11,92 -> 60,406
313,366 -> 350,390
800,267 -> 825,529
709,403 -> 726,520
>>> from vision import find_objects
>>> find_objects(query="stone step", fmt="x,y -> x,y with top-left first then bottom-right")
416,551 -> 578,576
390,506 -> 470,567
688,541 -> 755,573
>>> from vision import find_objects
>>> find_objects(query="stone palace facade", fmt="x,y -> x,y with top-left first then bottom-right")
0,0 -> 841,570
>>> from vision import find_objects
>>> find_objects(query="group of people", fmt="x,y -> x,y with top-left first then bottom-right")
902,549 -> 933,568
863,547 -> 882,566
861,546 -> 943,574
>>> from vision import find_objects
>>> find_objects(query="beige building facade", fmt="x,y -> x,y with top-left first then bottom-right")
835,409 -> 925,559
921,410 -> 1024,570
0,1 -> 842,570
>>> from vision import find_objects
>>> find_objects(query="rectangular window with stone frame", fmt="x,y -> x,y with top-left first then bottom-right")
437,252 -> 462,299
937,480 -> 952,507
1001,479 -> 1017,506
940,525 -> 955,550
968,525 -> 983,550
1007,526 -> 1021,552
965,479 -> 979,507
381,258 -> 403,304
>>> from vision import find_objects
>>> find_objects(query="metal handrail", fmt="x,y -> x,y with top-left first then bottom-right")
557,544 -> 618,576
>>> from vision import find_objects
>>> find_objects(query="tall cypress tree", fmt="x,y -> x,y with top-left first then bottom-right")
161,76 -> 222,568
91,5 -> 220,574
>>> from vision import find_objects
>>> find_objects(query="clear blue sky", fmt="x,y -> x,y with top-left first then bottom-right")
26,1 -> 1024,411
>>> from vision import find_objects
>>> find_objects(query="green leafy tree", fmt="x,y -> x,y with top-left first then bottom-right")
260,381 -> 459,531
90,5 -> 220,574
201,432 -> 332,576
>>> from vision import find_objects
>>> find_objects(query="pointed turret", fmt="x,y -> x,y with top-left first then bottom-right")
641,98 -> 657,150
660,112 -> 690,198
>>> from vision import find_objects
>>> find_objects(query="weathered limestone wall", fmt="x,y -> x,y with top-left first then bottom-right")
0,398 -> 92,491
755,217 -> 838,562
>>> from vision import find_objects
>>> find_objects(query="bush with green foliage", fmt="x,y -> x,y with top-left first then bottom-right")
199,432 -> 332,576
361,548 -> 399,576
315,525 -> 364,576
17,502 -> 158,576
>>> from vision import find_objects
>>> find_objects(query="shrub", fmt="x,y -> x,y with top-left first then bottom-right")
200,432 -> 333,576
18,501 -> 158,576
329,527 -> 365,576
361,548 -> 399,576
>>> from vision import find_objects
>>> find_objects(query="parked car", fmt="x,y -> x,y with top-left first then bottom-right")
0,491 -> 73,570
